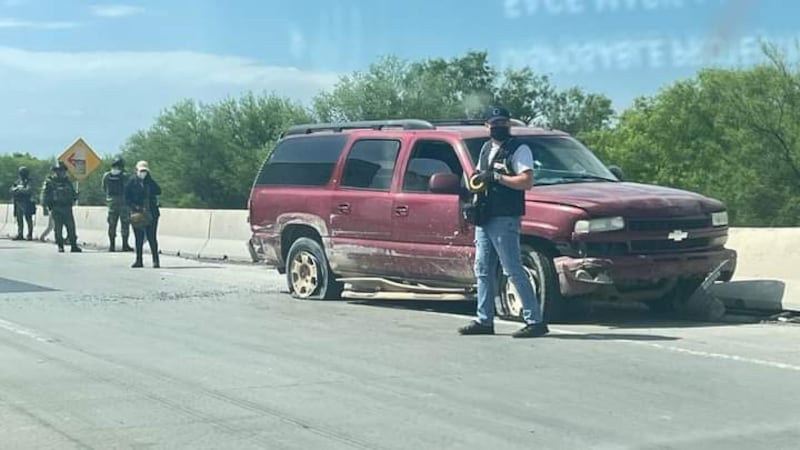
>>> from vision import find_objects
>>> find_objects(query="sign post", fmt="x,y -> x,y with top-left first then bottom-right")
58,138 -> 102,205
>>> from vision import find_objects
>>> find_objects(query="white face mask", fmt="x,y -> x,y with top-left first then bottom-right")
111,168 -> 121,175
137,170 -> 147,179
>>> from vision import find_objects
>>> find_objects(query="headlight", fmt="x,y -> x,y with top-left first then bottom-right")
711,211 -> 728,227
574,216 -> 625,234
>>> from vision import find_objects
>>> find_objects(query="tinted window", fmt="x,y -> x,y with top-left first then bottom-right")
341,139 -> 401,191
463,136 -> 618,186
256,134 -> 348,186
402,140 -> 464,193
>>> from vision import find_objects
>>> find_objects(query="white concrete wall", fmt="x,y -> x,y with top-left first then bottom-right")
1,204 -> 252,262
716,228 -> 800,312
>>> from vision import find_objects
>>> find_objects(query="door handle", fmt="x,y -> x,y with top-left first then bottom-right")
394,205 -> 409,216
337,203 -> 351,214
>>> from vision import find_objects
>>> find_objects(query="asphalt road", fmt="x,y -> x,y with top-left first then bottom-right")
1,240 -> 799,450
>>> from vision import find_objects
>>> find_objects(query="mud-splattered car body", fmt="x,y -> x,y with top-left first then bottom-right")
248,119 -> 736,321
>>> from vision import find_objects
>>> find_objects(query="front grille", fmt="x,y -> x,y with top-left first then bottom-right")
580,215 -> 721,257
629,237 -> 711,253
627,216 -> 711,232
584,237 -> 713,257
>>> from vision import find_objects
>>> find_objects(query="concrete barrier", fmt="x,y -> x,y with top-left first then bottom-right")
201,209 -> 251,261
155,208 -> 213,259
712,228 -> 800,312
0,203 -> 8,235
1,204 -> 253,262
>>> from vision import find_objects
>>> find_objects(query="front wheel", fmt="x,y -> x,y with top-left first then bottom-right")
285,237 -> 343,300
498,244 -> 564,323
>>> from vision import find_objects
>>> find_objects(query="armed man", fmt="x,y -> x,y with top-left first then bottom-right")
10,166 -> 36,241
41,161 -> 82,253
101,157 -> 133,252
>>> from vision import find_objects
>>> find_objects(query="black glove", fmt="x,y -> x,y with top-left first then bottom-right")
473,170 -> 499,184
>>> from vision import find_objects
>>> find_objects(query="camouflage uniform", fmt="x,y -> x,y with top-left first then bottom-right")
41,162 -> 82,253
101,157 -> 133,252
10,166 -> 35,241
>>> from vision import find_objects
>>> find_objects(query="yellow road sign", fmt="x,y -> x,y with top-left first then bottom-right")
58,137 -> 102,181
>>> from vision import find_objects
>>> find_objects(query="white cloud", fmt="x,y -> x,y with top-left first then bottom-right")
0,46 -> 340,157
0,18 -> 79,29
90,4 -> 144,18
0,47 -> 339,89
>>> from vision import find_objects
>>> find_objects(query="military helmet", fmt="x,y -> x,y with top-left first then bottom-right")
52,160 -> 67,171
18,166 -> 29,177
111,157 -> 125,168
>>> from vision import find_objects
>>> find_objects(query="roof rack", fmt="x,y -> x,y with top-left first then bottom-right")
283,119 -> 435,136
428,118 -> 528,127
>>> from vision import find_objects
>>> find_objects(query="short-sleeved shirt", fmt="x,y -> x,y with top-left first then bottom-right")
477,140 -> 535,175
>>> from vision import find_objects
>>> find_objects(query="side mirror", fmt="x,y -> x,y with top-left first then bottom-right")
429,172 -> 460,194
608,165 -> 624,181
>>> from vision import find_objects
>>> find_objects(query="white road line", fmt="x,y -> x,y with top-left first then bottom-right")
626,341 -> 800,372
442,312 -> 800,373
0,318 -> 55,344
543,326 -> 800,372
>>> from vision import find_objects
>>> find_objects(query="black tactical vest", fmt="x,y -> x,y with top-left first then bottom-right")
105,172 -> 126,196
478,138 -> 526,218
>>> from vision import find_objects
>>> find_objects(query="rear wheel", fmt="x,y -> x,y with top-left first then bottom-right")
285,237 -> 342,300
498,244 -> 564,323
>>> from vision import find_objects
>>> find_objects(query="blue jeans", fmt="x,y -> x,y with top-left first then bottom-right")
474,216 -> 543,325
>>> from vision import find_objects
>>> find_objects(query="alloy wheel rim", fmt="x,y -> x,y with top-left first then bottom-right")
290,251 -> 319,298
504,266 -> 540,317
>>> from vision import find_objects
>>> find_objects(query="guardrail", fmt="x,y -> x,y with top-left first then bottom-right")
0,203 -> 252,262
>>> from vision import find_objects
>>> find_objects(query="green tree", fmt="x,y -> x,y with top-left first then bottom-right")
583,42 -> 800,226
313,51 -> 615,135
120,92 -> 313,209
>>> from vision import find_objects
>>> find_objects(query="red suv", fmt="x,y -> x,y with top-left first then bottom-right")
247,119 -> 736,321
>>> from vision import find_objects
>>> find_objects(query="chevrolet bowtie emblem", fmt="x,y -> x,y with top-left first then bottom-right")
668,230 -> 689,242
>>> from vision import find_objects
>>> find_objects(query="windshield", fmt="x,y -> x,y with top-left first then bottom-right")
464,136 -> 619,186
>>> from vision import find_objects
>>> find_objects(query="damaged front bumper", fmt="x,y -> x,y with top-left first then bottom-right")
554,248 -> 738,297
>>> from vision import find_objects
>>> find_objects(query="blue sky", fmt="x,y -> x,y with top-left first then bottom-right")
1,0 -> 799,159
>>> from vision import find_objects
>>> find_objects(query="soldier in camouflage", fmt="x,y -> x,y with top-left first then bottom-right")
41,161 -> 82,253
101,157 -> 133,252
10,166 -> 35,241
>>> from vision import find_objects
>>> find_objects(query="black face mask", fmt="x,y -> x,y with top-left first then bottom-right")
490,126 -> 511,141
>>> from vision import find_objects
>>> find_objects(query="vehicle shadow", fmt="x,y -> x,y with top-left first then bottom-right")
346,293 -> 769,333
346,299 -> 685,340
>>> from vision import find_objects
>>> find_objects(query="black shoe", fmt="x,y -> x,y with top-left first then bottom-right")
71,246 -> 82,253
26,234 -> 33,241
458,320 -> 495,335
132,260 -> 143,268
58,246 -> 65,253
12,235 -> 23,241
122,243 -> 133,252
511,323 -> 550,339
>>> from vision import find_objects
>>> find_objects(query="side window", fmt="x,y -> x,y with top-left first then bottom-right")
340,139 -> 401,191
402,140 -> 464,193
256,134 -> 348,186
